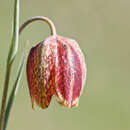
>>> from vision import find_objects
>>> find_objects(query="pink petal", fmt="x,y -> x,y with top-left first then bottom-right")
26,36 -> 57,109
54,36 -> 86,108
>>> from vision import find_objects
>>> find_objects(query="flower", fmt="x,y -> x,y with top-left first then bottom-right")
26,35 -> 86,109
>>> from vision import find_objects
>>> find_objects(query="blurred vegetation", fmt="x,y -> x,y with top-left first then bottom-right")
0,0 -> 130,130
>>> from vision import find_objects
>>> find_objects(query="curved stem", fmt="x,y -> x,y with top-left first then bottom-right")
19,16 -> 57,36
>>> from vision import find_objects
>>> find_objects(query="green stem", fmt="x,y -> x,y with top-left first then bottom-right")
0,0 -> 19,129
19,16 -> 57,36
3,50 -> 26,130
0,63 -> 12,130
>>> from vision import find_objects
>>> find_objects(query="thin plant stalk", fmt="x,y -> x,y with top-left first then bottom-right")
0,64 -> 11,130
0,0 -> 19,130
19,16 -> 56,35
3,42 -> 28,130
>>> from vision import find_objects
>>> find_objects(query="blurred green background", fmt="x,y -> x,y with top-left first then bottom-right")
0,0 -> 130,130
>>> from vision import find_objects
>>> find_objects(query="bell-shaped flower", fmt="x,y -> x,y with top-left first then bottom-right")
26,35 -> 86,109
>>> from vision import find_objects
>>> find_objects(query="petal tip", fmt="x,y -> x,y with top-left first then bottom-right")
56,95 -> 79,108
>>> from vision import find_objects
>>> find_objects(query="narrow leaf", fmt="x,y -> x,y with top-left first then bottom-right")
3,41 -> 29,130
8,0 -> 20,63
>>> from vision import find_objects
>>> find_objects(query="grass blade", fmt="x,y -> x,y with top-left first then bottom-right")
8,0 -> 20,63
0,1 -> 20,130
3,41 -> 28,130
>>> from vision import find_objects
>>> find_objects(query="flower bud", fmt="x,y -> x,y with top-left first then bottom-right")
26,35 -> 86,109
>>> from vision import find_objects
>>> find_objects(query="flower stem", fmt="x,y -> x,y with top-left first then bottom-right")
19,16 -> 57,36
0,0 -> 19,129
0,63 -> 12,130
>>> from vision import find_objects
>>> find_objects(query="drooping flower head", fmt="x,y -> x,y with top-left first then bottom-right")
25,16 -> 86,109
